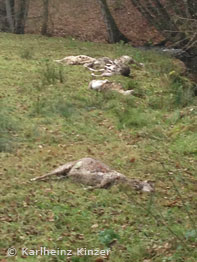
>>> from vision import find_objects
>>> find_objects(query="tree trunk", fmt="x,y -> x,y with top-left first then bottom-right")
15,0 -> 29,34
130,0 -> 188,47
41,0 -> 49,35
98,0 -> 128,43
130,0 -> 197,75
5,0 -> 15,32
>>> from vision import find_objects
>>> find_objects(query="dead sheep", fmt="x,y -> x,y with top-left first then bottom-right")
31,157 -> 154,192
54,55 -> 139,77
88,80 -> 134,95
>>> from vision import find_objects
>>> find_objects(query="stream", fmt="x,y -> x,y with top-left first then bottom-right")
138,46 -> 197,82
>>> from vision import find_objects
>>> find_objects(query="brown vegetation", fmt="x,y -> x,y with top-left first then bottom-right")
26,0 -> 162,46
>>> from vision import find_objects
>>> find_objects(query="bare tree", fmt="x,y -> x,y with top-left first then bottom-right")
0,1 -> 7,31
1,0 -> 30,34
130,0 -> 197,72
14,0 -> 30,34
41,0 -> 49,35
5,0 -> 15,32
130,0 -> 197,52
98,0 -> 128,43
2,0 -> 50,35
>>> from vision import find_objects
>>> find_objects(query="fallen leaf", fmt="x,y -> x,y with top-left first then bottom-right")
130,157 -> 136,163
91,224 -> 99,229
95,258 -> 104,262
76,234 -> 84,240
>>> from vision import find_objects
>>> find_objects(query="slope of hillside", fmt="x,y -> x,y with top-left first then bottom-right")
0,33 -> 197,262
27,0 -> 162,45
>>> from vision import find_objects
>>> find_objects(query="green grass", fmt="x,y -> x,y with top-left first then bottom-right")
0,33 -> 197,262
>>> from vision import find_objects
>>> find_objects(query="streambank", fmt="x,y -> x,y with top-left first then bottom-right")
138,45 -> 197,82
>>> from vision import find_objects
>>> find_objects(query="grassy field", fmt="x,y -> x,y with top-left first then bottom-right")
0,33 -> 197,262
